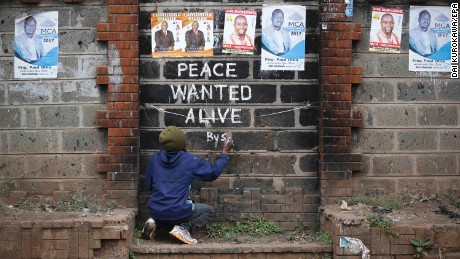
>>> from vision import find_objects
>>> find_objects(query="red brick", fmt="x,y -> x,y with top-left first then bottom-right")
109,49 -> 138,58
97,31 -> 138,41
321,31 -> 337,40
108,137 -> 138,146
322,57 -> 352,66
107,110 -> 138,119
107,24 -> 138,32
97,66 -> 109,75
325,22 -> 361,31
116,58 -> 139,67
109,84 -> 139,93
321,136 -> 351,145
108,93 -> 139,102
96,23 -> 109,32
108,5 -> 138,14
321,84 -> 352,92
109,154 -> 138,164
337,31 -> 361,40
320,101 -> 352,110
96,76 -> 110,85
108,0 -> 138,4
322,75 -> 361,85
321,66 -> 362,75
108,41 -> 138,50
108,146 -> 139,154
96,110 -> 108,119
321,40 -> 352,49
321,48 -> 352,58
320,145 -> 351,153
320,109 -> 351,118
351,118 -> 363,128
107,14 -> 138,24
321,92 -> 352,101
111,102 -> 138,110
108,128 -> 138,137
321,127 -> 352,136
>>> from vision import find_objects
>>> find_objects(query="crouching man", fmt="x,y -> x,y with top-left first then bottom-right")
141,126 -> 233,244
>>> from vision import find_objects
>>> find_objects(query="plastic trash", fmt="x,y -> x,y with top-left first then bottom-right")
339,236 -> 370,259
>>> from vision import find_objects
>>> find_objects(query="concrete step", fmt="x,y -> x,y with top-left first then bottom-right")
131,242 -> 332,259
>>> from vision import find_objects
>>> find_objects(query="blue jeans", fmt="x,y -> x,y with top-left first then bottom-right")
156,203 -> 214,233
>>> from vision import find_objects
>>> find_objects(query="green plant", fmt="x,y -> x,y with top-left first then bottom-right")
410,237 -> 431,258
128,252 -> 136,259
366,213 -> 399,237
313,231 -> 332,245
207,217 -> 282,241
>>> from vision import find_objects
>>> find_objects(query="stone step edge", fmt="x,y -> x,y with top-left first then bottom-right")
131,242 -> 331,254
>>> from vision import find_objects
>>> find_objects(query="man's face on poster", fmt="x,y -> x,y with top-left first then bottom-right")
418,12 -> 431,32
234,16 -> 248,37
24,17 -> 36,38
380,14 -> 395,36
161,21 -> 168,31
192,21 -> 199,31
271,10 -> 284,31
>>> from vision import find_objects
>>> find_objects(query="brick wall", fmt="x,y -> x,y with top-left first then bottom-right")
351,0 -> 460,196
138,1 -> 321,230
318,0 -> 363,205
0,0 -> 108,203
0,209 -> 134,259
95,0 -> 140,208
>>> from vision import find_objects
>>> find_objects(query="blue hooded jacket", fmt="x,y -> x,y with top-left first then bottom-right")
145,149 -> 229,221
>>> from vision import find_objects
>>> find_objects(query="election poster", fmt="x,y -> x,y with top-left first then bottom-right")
222,9 -> 256,55
261,5 -> 306,71
151,12 -> 183,57
14,11 -> 58,79
369,6 -> 403,53
151,12 -> 214,58
409,6 -> 451,72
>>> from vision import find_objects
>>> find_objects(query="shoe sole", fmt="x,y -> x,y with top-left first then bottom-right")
141,222 -> 156,240
169,230 -> 196,245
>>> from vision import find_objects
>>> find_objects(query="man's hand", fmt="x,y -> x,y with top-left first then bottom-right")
223,138 -> 234,154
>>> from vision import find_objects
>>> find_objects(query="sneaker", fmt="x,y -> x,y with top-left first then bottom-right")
141,218 -> 156,240
169,225 -> 197,245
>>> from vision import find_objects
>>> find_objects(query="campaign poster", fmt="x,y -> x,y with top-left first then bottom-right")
261,5 -> 306,71
182,12 -> 214,57
222,9 -> 256,55
14,11 -> 58,79
151,12 -> 183,57
151,12 -> 214,57
409,6 -> 451,72
369,6 -> 403,53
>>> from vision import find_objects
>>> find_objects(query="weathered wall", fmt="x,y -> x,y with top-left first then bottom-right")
0,0 -> 108,202
351,0 -> 460,195
138,0 -> 321,230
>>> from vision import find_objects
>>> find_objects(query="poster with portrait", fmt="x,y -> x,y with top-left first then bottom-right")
222,9 -> 256,55
369,6 -> 403,53
151,12 -> 183,57
261,5 -> 306,71
409,6 -> 451,72
14,11 -> 58,79
151,12 -> 214,57
182,12 -> 214,57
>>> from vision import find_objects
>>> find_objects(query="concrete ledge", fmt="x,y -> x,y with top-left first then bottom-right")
0,208 -> 136,259
131,242 -> 331,259
320,205 -> 460,258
